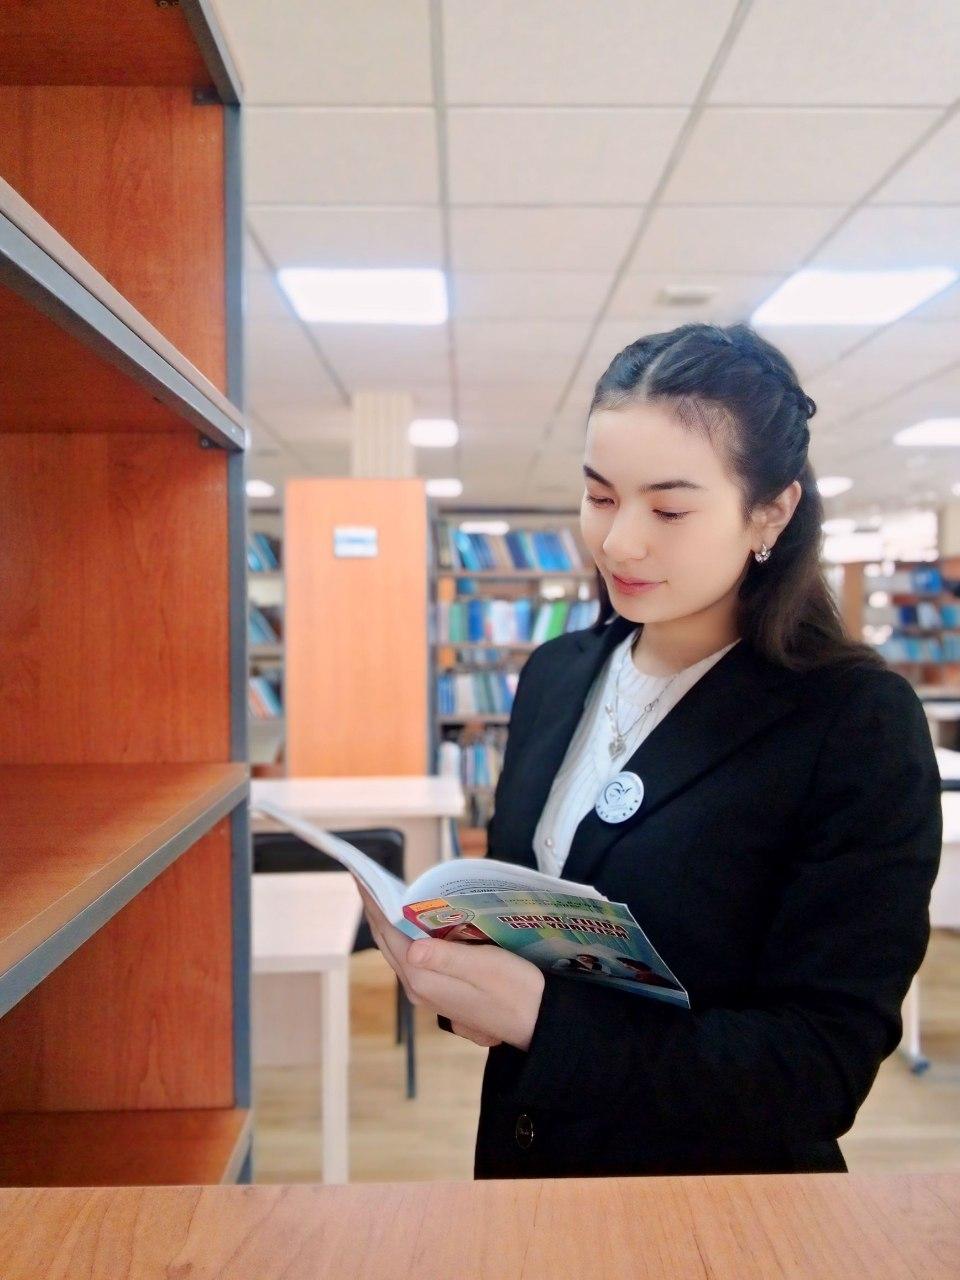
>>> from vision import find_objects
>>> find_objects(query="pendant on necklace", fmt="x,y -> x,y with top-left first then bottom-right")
609,735 -> 625,759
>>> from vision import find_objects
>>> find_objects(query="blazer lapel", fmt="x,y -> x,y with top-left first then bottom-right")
498,614 -> 633,870
560,630 -> 803,888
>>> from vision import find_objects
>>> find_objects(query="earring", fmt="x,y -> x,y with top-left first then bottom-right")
754,542 -> 771,563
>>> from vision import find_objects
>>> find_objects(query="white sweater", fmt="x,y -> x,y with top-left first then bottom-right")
533,625 -> 740,877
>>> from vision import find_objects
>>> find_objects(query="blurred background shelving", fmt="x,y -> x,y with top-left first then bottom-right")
430,508 -> 599,855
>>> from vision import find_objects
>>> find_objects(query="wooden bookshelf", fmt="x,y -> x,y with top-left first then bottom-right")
248,508 -> 285,772
849,556 -> 960,686
0,1109 -> 252,1188
285,478 -> 430,776
430,508 -> 599,846
0,763 -> 247,1015
0,2 -> 252,1188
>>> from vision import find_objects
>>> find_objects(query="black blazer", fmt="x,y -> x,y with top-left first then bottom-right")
460,612 -> 942,1180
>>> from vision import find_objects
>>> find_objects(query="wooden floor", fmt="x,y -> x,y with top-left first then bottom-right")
251,929 -> 960,1183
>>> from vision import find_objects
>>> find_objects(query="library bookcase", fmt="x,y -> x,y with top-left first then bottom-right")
431,507 -> 599,852
0,1 -> 253,1186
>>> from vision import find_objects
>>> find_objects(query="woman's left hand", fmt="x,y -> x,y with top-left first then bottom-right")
355,882 -> 546,1052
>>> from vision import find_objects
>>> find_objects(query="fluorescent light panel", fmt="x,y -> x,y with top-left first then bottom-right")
277,268 -> 448,324
426,478 -> 463,498
894,418 -> 960,447
409,418 -> 459,447
752,267 -> 957,326
460,521 -> 510,535
817,476 -> 854,498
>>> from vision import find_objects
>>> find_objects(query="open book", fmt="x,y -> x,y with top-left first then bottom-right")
253,799 -> 689,1007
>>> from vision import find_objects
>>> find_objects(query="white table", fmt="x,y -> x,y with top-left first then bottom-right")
252,871 -> 362,1183
251,775 -> 466,882
899,749 -> 960,1072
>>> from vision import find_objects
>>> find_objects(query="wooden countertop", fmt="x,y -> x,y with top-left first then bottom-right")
0,1171 -> 957,1278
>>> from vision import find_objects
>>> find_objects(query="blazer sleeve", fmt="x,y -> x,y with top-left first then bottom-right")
497,667 -> 943,1146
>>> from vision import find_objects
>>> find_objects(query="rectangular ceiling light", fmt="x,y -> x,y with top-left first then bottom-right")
752,267 -> 957,326
409,418 -> 459,447
894,418 -> 960,447
277,268 -> 448,324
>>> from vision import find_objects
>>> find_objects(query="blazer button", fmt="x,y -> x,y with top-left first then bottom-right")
515,1113 -> 535,1149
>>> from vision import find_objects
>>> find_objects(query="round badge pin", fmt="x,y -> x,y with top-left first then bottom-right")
595,771 -> 645,823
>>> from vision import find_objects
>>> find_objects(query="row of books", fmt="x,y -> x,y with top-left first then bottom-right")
456,726 -> 508,789
249,605 -> 283,646
249,673 -> 283,718
876,635 -> 960,663
463,787 -> 496,832
436,521 -> 588,573
437,670 -> 520,716
865,603 -> 960,629
867,565 -> 946,595
247,532 -> 281,573
436,597 -> 600,644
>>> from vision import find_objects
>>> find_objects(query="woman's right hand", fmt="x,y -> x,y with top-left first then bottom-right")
353,878 -> 503,1048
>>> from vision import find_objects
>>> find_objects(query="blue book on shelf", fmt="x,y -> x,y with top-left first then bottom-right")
514,597 -> 533,640
546,531 -> 571,570
505,531 -> 529,569
254,533 -> 279,570
453,529 -> 481,571
518,530 -> 538,569
911,565 -> 943,594
467,598 -> 486,642
531,530 -> 554,570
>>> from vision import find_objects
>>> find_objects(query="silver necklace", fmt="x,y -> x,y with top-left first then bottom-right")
603,640 -> 678,760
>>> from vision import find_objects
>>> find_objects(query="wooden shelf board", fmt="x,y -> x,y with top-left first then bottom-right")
0,1106 -> 252,1188
434,641 -> 538,650
439,714 -> 511,724
0,187 -> 244,448
0,0 -> 241,102
437,569 -> 593,578
0,763 -> 248,1017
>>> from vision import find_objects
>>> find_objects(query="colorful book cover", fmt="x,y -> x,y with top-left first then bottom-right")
402,889 -> 689,1006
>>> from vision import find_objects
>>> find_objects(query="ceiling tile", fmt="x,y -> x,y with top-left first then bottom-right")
709,1 -> 960,105
245,108 -> 438,204
216,0 -> 432,105
291,441 -> 353,473
245,269 -> 296,324
251,403 -> 353,443
910,280 -> 960,321
627,205 -> 844,273
609,272 -> 787,323
245,316 -> 344,407
872,115 -> 960,205
311,324 -> 450,387
454,319 -> 585,358
806,320 -> 960,424
660,108 -> 939,204
247,207 -> 444,269
443,0 -> 738,105
447,108 -> 687,204
810,205 -> 960,269
753,324 -> 880,380
450,207 -> 641,271
452,272 -> 612,320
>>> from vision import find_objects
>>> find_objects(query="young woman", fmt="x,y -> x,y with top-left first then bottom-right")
356,322 -> 943,1179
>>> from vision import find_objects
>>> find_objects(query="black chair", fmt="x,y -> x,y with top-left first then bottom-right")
252,826 -> 417,1099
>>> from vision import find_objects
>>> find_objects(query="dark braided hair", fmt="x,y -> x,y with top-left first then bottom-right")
587,322 -> 884,673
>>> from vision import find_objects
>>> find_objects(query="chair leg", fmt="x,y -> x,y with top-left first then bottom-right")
403,996 -> 416,1100
395,976 -> 403,1045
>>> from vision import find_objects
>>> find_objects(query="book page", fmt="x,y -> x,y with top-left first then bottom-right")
251,801 -> 407,923
408,855 -> 605,903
